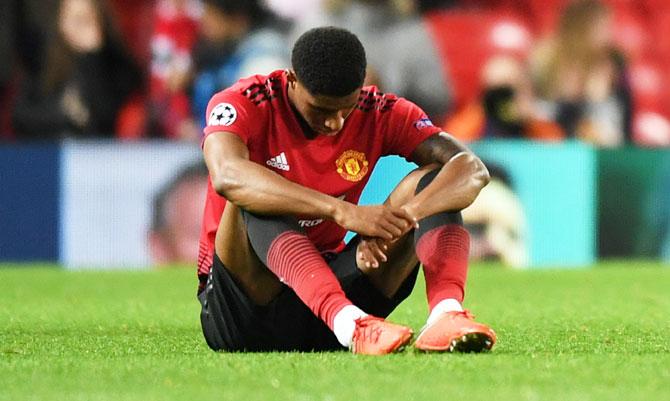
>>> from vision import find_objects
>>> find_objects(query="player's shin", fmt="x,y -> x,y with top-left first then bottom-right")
410,177 -> 496,352
266,230 -> 363,343
412,169 -> 469,317
414,217 -> 469,314
243,211 -> 364,346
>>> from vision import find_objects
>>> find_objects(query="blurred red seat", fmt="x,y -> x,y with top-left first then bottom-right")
116,93 -> 147,140
642,0 -> 670,12
649,11 -> 670,65
524,0 -> 566,35
610,3 -> 652,59
109,0 -> 154,64
425,10 -> 534,110
628,58 -> 667,111
627,58 -> 670,146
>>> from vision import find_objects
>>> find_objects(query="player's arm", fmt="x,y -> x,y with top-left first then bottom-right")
358,132 -> 487,267
203,131 -> 413,240
403,132 -> 490,220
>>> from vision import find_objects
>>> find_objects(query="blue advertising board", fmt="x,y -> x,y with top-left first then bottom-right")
358,140 -> 596,267
0,144 -> 60,261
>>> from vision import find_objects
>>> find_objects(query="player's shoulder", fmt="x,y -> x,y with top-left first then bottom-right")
355,85 -> 422,116
206,70 -> 285,132
213,69 -> 286,107
206,70 -> 285,127
354,86 -> 439,141
356,85 -> 399,114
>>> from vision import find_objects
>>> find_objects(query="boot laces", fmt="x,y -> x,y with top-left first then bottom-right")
453,309 -> 475,320
354,316 -> 383,344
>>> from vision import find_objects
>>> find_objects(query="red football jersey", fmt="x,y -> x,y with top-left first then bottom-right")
197,70 -> 441,279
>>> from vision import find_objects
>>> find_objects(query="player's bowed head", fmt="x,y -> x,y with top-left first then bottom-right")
286,27 -> 367,137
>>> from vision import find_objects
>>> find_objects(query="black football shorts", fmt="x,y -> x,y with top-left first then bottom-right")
198,236 -> 419,352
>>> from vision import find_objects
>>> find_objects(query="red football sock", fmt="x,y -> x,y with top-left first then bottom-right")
267,231 -> 352,330
415,224 -> 470,310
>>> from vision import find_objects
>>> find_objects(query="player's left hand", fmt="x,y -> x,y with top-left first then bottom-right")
357,237 -> 389,269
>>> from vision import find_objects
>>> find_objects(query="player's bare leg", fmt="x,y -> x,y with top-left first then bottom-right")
214,201 -> 284,305
354,165 -> 439,297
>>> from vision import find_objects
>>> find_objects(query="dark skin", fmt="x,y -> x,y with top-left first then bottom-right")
203,69 -> 490,305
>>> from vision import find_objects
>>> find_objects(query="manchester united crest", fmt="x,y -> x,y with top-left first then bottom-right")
336,150 -> 369,182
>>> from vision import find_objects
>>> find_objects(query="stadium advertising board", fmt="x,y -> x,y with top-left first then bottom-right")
3,141 -> 669,268
0,144 -> 60,261
60,141 -> 202,268
360,141 -> 597,267
598,149 -> 670,262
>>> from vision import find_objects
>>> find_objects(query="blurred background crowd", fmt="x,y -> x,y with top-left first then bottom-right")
2,0 -> 670,147
2,0 -> 670,269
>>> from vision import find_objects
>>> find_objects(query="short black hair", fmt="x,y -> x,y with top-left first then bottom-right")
291,27 -> 367,97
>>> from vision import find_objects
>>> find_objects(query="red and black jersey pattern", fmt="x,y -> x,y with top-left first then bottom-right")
197,239 -> 213,288
357,89 -> 397,112
199,71 -> 442,285
242,76 -> 282,106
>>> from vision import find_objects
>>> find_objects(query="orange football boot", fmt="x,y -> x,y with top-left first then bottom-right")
414,310 -> 496,352
351,316 -> 413,355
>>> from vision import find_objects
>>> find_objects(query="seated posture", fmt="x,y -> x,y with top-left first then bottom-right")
197,27 -> 496,355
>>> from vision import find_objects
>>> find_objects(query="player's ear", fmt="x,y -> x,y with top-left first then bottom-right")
286,69 -> 297,88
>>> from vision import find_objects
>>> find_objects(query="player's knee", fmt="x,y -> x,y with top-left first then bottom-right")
414,169 -> 464,226
242,210 -> 304,264
409,168 -> 464,225
386,166 -> 438,206
243,211 -> 303,235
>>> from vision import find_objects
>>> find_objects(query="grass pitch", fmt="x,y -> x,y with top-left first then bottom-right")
1,262 -> 669,401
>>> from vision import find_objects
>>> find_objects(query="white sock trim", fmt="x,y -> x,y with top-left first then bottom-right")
426,298 -> 463,326
332,305 -> 368,347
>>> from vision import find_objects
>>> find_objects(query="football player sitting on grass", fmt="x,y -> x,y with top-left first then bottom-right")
196,27 -> 496,355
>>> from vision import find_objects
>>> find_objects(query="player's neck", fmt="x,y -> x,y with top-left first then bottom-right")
287,83 -> 319,139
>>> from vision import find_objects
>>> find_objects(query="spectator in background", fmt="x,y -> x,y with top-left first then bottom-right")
148,162 -> 208,266
0,1 -> 17,92
191,0 -> 289,130
0,0 -> 20,139
291,0 -> 452,122
1,0 -> 59,140
446,55 -> 564,141
530,0 -> 632,147
264,0 -> 322,24
148,0 -> 202,140
12,0 -> 142,139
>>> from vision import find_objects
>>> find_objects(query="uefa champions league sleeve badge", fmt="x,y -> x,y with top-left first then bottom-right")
209,103 -> 237,126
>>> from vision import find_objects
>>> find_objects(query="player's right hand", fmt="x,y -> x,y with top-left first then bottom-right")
357,237 -> 389,269
335,203 -> 416,240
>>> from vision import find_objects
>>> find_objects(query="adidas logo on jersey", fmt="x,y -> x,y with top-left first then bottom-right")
266,152 -> 290,171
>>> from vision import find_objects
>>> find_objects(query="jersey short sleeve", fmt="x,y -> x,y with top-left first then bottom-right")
202,90 -> 261,145
383,98 -> 442,158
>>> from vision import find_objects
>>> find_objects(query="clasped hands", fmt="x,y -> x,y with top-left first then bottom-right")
334,203 -> 418,269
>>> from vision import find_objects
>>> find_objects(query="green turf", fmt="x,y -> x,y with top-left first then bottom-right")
1,263 -> 669,401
